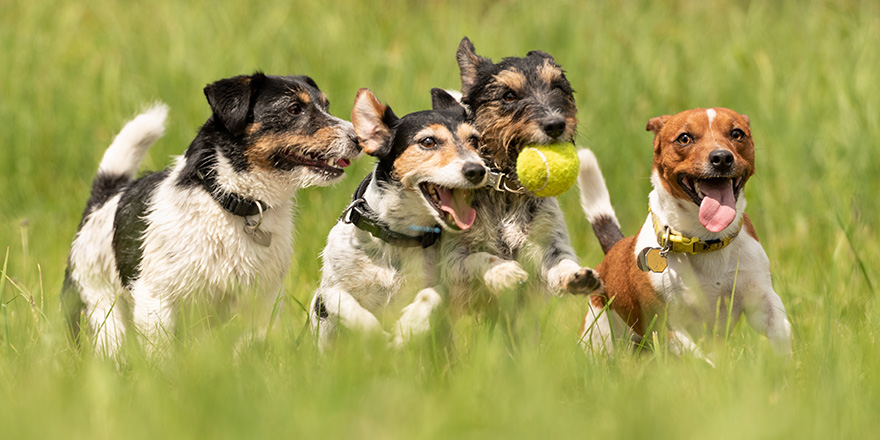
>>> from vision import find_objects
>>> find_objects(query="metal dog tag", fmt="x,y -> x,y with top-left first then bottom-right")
243,221 -> 272,247
637,247 -> 667,273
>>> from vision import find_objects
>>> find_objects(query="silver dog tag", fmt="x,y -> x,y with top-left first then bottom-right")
243,221 -> 272,247
250,228 -> 273,247
637,247 -> 667,273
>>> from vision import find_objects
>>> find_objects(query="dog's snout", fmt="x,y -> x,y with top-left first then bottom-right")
462,162 -> 487,185
542,118 -> 566,139
709,149 -> 734,170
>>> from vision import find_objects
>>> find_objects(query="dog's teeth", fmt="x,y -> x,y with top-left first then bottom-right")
694,180 -> 702,196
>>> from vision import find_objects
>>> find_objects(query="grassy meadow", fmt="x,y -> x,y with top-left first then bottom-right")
2,0 -> 879,438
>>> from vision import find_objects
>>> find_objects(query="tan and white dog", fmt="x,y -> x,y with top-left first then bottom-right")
577,108 -> 792,360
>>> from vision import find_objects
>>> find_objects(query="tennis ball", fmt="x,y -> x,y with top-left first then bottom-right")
515,143 -> 580,197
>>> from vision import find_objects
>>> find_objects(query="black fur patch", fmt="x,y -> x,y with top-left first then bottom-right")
591,214 -> 624,254
113,170 -> 168,287
77,173 -> 130,229
313,295 -> 329,319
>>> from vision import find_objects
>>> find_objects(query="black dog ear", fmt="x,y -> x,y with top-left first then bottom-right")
430,88 -> 465,114
203,72 -> 265,134
527,50 -> 557,65
456,37 -> 490,98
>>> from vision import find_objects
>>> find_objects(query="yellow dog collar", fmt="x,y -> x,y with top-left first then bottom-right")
650,208 -> 741,254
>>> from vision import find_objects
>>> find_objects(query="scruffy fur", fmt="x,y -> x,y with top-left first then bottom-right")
62,73 -> 359,356
440,37 -> 600,313
310,88 -> 486,349
577,108 -> 792,361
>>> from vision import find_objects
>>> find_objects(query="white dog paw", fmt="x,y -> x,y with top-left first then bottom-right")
484,259 -> 529,294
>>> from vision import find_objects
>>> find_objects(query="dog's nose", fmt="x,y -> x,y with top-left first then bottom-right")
462,162 -> 487,185
709,149 -> 734,170
542,118 -> 566,139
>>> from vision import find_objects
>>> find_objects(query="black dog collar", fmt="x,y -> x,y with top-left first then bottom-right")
341,173 -> 441,248
196,168 -> 267,217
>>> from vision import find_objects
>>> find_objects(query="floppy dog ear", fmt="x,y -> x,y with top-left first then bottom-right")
430,88 -> 466,116
352,88 -> 397,157
204,72 -> 265,135
456,37 -> 490,98
646,115 -> 670,135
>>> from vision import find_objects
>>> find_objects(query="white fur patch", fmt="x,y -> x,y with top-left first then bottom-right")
99,103 -> 168,177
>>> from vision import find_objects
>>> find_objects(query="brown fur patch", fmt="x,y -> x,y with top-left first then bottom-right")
593,235 -> 661,336
474,103 -> 536,169
493,69 -> 526,93
743,213 -> 759,241
245,127 -> 340,171
393,124 -> 461,187
538,59 -> 563,85
245,122 -> 262,136
296,91 -> 311,104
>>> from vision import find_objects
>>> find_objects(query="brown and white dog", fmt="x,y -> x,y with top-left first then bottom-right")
577,108 -> 792,360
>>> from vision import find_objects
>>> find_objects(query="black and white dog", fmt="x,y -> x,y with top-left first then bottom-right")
62,73 -> 360,356
309,88 -> 486,349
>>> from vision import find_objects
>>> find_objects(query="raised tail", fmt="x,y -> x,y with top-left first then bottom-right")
85,103 -> 169,209
577,149 -> 624,254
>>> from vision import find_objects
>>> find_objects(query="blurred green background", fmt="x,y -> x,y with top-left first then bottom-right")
1,0 -> 878,438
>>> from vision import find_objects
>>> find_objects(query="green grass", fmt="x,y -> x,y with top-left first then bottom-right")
2,0 -> 879,438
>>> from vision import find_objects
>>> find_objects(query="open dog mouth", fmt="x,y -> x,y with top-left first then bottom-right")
419,182 -> 477,230
678,175 -> 746,233
275,149 -> 352,176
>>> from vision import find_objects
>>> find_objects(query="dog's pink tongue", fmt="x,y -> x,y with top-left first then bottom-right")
438,188 -> 476,230
698,179 -> 737,233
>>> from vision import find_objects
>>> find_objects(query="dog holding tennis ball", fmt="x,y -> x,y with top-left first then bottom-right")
439,37 -> 600,313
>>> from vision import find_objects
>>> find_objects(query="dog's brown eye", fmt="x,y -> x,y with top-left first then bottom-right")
676,133 -> 693,146
502,91 -> 518,103
468,135 -> 480,149
288,103 -> 303,115
730,128 -> 745,141
420,137 -> 437,149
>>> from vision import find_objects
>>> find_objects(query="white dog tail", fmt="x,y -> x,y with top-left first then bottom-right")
577,149 -> 624,254
83,103 -> 168,211
97,103 -> 168,178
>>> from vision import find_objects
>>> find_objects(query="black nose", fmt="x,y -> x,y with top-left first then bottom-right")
462,162 -> 486,185
542,118 -> 566,138
709,149 -> 735,170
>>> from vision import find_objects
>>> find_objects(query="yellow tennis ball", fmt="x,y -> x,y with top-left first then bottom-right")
515,143 -> 580,197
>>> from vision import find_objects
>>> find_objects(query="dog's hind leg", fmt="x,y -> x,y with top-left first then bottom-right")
309,289 -> 388,350
81,288 -> 128,357
579,300 -> 629,356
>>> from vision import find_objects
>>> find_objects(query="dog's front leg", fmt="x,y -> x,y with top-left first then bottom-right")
532,201 -> 600,295
392,285 -> 445,347
456,251 -> 528,295
742,281 -> 793,356
667,328 -> 715,367
131,283 -> 176,358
